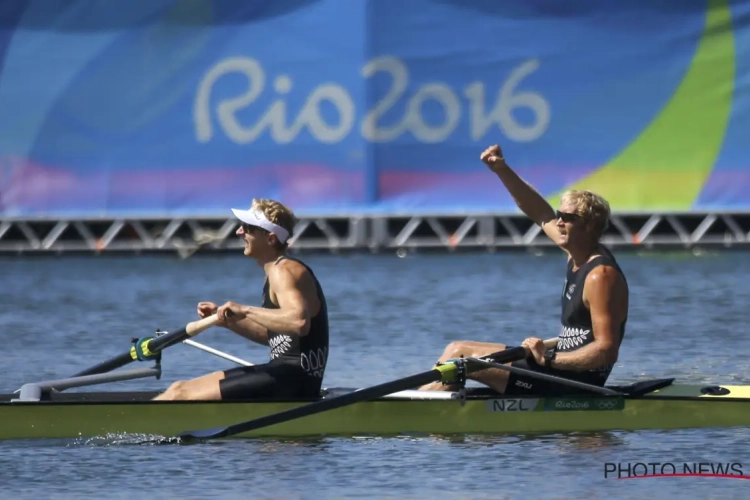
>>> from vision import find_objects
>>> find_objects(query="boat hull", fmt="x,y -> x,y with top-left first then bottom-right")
1,384 -> 749,440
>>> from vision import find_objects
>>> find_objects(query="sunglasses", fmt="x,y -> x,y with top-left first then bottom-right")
555,210 -> 581,223
240,222 -> 270,235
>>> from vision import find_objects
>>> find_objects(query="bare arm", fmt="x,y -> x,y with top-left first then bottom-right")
218,261 -> 320,337
198,301 -> 270,345
225,318 -> 270,346
481,145 -> 561,243
549,266 -> 627,371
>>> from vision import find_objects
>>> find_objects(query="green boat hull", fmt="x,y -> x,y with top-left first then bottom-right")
1,382 -> 749,440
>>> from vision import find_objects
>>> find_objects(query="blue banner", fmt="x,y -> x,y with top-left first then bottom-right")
0,0 -> 748,216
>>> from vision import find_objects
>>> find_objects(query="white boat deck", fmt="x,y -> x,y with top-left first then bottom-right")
323,388 -> 464,400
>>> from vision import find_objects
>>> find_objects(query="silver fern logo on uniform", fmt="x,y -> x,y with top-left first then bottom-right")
558,325 -> 591,349
269,335 -> 293,358
565,283 -> 576,299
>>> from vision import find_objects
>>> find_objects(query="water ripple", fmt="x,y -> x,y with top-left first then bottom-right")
1,251 -> 750,499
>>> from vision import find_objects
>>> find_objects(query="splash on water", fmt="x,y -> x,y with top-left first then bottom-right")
69,432 -> 181,447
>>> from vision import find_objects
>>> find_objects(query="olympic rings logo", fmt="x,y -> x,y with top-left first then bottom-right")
596,399 -> 620,410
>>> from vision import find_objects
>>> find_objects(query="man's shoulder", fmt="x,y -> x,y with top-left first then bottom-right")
583,265 -> 629,315
585,264 -> 627,291
270,257 -> 313,284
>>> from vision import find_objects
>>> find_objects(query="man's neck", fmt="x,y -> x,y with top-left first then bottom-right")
257,250 -> 286,274
569,242 -> 599,270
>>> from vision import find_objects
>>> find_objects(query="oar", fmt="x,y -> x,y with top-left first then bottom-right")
177,337 -> 559,441
464,357 -> 623,396
72,314 -> 224,377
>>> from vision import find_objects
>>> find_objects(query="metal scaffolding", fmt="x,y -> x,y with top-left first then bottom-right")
1,212 -> 750,256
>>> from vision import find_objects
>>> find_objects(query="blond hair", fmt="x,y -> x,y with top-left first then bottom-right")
251,198 -> 298,247
560,190 -> 610,240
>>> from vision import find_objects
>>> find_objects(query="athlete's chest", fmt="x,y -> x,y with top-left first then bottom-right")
560,271 -> 590,322
561,270 -> 586,302
261,281 -> 279,308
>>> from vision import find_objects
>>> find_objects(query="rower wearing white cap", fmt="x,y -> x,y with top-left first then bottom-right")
154,198 -> 330,401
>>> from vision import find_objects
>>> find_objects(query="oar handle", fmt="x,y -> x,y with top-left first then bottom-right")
151,314 -> 224,352
186,314 -> 225,336
541,338 -> 559,350
72,314 -> 223,378
542,338 -> 559,349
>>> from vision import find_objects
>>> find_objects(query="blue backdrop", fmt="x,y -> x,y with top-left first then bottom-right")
0,0 -> 748,216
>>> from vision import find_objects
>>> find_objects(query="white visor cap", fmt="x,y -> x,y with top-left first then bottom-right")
231,207 -> 290,244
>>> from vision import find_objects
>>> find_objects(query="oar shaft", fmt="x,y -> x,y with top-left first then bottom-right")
72,315 -> 222,377
226,369 -> 443,436
230,341 -> 556,433
178,338 -> 558,440
72,351 -> 137,379
465,358 -> 622,396
183,368 -> 449,440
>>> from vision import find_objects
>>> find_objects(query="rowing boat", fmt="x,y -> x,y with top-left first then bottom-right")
2,379 -> 749,440
2,317 -> 747,441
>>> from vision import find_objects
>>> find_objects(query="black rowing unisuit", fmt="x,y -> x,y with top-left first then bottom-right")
557,244 -> 627,384
262,256 -> 329,380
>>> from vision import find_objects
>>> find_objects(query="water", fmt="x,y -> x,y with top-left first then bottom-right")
1,250 -> 749,499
